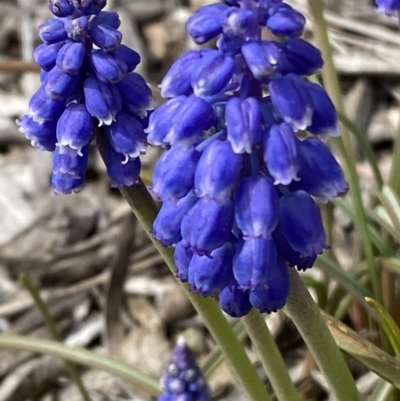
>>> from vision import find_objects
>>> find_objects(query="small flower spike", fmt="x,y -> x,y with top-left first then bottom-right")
148,0 -> 348,316
376,0 -> 400,15
18,0 -> 151,193
158,338 -> 211,401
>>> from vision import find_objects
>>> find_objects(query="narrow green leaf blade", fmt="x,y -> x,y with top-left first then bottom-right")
338,112 -> 383,188
365,297 -> 400,359
380,258 -> 400,275
0,334 -> 160,396
376,186 -> 400,236
317,254 -> 372,302
322,312 -> 400,388
368,380 -> 394,401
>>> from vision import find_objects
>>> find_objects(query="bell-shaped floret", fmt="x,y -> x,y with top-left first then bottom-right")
48,0 -> 74,17
164,96 -> 215,149
266,3 -> 305,37
217,34 -> 244,55
264,123 -> 299,185
84,77 -> 122,126
102,138 -> 141,187
90,11 -> 121,29
28,87 -> 65,124
279,190 -> 328,258
186,3 -> 229,44
105,111 -> 146,161
34,42 -> 65,72
226,97 -> 262,154
273,222 -> 317,270
39,18 -> 68,44
64,16 -> 89,42
145,96 -> 186,146
53,144 -> 89,178
43,66 -> 79,101
56,103 -> 93,156
234,175 -> 279,239
174,241 -> 193,282
51,173 -> 85,195
280,38 -> 323,76
150,146 -> 200,202
17,115 -> 57,151
290,137 -> 348,202
269,74 -> 313,131
181,198 -> 234,256
219,285 -> 252,317
90,49 -> 127,83
114,45 -> 141,72
249,257 -> 290,313
305,82 -> 339,136
159,50 -> 202,98
116,73 -> 153,117
233,237 -> 277,290
188,242 -> 235,297
191,51 -> 235,99
241,40 -> 280,81
78,0 -> 107,15
224,8 -> 256,36
153,192 -> 197,247
90,24 -> 122,52
194,139 -> 242,202
55,41 -> 86,75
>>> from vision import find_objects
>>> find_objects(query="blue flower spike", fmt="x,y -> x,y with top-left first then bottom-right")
19,0 -> 149,194
145,0 -> 348,317
158,338 -> 211,401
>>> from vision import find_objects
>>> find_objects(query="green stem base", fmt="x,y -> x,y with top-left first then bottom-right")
243,309 -> 301,401
284,268 -> 361,401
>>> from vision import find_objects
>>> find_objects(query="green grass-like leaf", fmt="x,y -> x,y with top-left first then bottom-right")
365,298 -> 400,359
322,312 -> 400,388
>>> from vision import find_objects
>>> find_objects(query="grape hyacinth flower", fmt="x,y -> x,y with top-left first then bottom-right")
147,0 -> 348,317
376,0 -> 400,15
17,0 -> 152,194
158,338 -> 211,401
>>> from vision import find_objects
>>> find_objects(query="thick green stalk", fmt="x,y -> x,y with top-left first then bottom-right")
0,334 -> 160,396
119,182 -> 272,401
242,309 -> 301,401
202,321 -> 247,378
20,274 -> 92,401
307,0 -> 382,304
284,268 -> 361,401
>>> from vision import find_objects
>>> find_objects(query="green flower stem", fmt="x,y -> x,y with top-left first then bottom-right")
202,321 -> 247,378
242,309 -> 301,401
20,274 -> 92,401
119,182 -> 272,401
390,124 -> 400,195
283,268 -> 361,401
307,0 -> 382,305
0,334 -> 160,396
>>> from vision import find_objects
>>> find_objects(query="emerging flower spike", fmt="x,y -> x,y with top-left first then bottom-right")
158,338 -> 211,401
148,0 -> 348,316
18,0 -> 150,193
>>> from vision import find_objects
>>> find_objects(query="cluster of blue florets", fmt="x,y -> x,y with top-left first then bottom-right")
18,0 -> 152,194
148,0 -> 348,317
158,338 -> 210,401
376,0 -> 400,14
